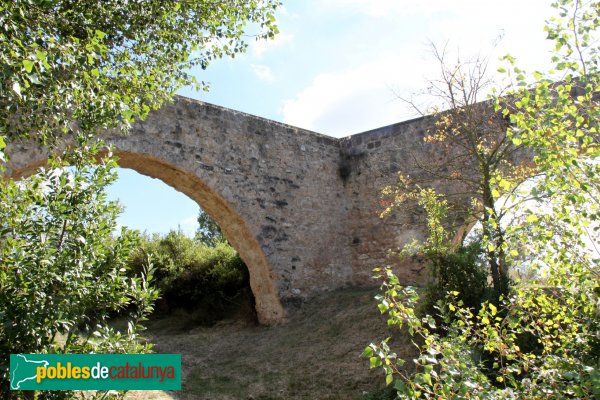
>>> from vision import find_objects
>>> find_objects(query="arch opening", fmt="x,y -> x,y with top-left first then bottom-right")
6,148 -> 286,326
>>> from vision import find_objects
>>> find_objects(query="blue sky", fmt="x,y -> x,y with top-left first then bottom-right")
107,0 -> 555,236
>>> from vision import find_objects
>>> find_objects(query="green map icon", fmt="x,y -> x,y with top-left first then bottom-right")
10,354 -> 49,390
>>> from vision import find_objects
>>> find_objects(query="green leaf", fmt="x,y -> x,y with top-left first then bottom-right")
35,50 -> 47,62
361,346 -> 374,358
499,179 -> 511,190
121,109 -> 134,122
394,379 -> 406,391
526,214 -> 538,223
28,74 -> 42,85
94,29 -> 107,40
422,372 -> 432,386
23,59 -> 34,73
386,374 -> 393,385
369,357 -> 382,368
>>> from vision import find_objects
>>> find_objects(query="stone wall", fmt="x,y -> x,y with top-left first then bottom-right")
5,97 -> 355,325
340,117 -> 433,286
5,96 -> 487,324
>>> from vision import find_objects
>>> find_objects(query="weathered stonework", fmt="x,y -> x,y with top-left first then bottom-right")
5,96 -> 479,325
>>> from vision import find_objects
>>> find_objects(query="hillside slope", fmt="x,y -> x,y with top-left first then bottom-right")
126,287 -> 415,400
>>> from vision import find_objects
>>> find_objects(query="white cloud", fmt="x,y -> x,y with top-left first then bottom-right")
281,0 -> 554,138
318,0 -> 468,17
251,32 -> 294,58
318,0 -> 548,20
277,5 -> 289,17
315,0 -> 552,69
281,54 -> 438,137
250,64 -> 276,82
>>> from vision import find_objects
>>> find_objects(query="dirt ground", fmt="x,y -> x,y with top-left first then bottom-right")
125,287 -> 416,400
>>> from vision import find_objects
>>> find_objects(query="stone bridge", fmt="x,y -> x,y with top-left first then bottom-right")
5,95 -> 467,325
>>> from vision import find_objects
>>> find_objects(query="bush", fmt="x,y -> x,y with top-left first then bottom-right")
128,231 -> 252,324
0,147 -> 158,399
418,241 -> 489,318
366,266 -> 599,399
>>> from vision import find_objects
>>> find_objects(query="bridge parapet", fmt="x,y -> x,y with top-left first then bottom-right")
5,96 -> 502,324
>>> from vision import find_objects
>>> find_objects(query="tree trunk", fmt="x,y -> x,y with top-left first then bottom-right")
481,166 -> 507,295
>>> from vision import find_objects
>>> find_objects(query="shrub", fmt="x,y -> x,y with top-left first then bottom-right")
389,189 -> 494,320
0,146 -> 158,399
418,241 -> 490,318
128,231 -> 252,324
366,264 -> 599,399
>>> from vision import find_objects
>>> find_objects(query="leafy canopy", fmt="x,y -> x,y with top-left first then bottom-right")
0,1 -> 280,398
366,0 -> 600,398
196,209 -> 225,246
0,0 -> 280,144
0,144 -> 159,398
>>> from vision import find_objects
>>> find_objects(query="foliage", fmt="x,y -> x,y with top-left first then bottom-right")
128,230 -> 251,325
367,0 -> 600,398
418,241 -> 489,319
390,188 -> 491,317
0,0 -> 279,398
196,209 -> 225,246
0,144 -> 159,399
366,262 -> 599,398
383,44 -> 529,294
0,0 -> 280,144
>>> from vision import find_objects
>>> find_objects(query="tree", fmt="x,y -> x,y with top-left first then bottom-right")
127,230 -> 250,323
0,145 -> 159,399
367,0 -> 599,398
382,44 -> 532,295
196,209 -> 225,246
0,0 -> 280,145
0,1 -> 280,398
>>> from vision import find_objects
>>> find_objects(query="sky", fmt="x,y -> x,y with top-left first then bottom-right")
106,0 -> 556,236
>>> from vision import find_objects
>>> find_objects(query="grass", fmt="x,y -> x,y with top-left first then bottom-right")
124,287 -> 417,400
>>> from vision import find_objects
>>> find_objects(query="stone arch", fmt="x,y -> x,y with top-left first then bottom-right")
114,150 -> 285,325
5,97 -> 362,327
7,148 -> 286,326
